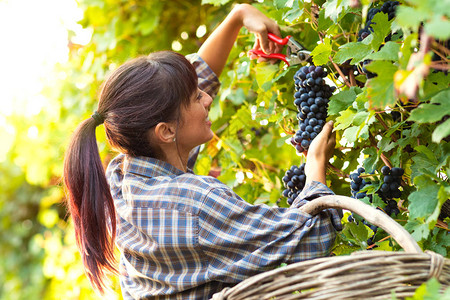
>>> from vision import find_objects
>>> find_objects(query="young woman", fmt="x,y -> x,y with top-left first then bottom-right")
63,3 -> 342,299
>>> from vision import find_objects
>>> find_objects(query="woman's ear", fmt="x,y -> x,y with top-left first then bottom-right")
154,122 -> 176,144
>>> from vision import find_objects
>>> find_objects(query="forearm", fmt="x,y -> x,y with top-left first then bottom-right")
305,159 -> 327,186
197,4 -> 245,77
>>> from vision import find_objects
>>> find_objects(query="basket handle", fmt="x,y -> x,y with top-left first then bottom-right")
300,195 -> 422,254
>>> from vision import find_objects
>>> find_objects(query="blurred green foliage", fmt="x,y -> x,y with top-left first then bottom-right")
0,0 -> 448,299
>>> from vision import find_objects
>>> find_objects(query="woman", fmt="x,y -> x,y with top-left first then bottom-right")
63,3 -> 341,299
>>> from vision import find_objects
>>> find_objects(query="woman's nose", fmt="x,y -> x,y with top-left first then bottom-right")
203,91 -> 213,107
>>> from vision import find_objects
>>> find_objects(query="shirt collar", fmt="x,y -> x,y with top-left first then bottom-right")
123,155 -> 193,178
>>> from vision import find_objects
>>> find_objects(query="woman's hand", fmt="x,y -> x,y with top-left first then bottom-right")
305,121 -> 336,185
236,4 -> 283,62
198,4 -> 282,76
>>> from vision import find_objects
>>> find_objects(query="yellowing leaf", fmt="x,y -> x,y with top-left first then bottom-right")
310,38 -> 332,66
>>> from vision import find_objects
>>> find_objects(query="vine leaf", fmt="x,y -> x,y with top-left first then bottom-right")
328,87 -> 361,116
369,13 -> 392,51
201,0 -> 232,6
254,63 -> 279,91
365,41 -> 400,61
342,221 -> 371,248
366,61 -> 397,108
273,0 -> 295,9
408,175 -> 440,220
310,38 -> 332,66
323,0 -> 350,22
432,119 -> 450,143
424,18 -> 450,40
333,42 -> 372,64
409,89 -> 450,123
409,89 -> 450,143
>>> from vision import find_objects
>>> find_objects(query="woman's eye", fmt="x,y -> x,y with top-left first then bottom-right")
197,92 -> 202,100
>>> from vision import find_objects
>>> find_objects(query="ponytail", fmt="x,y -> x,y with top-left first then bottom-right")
63,116 -> 117,293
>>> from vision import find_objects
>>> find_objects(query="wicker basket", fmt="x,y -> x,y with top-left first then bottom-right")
211,195 -> 450,300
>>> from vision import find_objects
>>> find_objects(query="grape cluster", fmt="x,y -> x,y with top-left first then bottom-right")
348,165 -> 404,247
357,1 -> 400,42
358,1 -> 400,80
379,166 -> 404,200
291,65 -> 335,153
350,167 -> 372,201
282,163 -> 306,205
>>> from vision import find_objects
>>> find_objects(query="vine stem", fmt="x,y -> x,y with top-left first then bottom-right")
329,56 -> 352,88
348,70 -> 356,86
328,162 -> 348,178
430,62 -> 450,70
375,114 -> 397,142
367,235 -> 391,249
369,135 -> 392,169
436,220 -> 450,231
432,40 -> 450,58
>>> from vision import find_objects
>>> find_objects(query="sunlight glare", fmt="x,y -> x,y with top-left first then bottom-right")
0,0 -> 83,117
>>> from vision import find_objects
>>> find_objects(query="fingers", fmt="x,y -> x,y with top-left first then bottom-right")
320,121 -> 334,139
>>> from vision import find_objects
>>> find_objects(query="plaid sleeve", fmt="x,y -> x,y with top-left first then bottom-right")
294,181 -> 343,231
186,53 -> 221,99
197,186 -> 339,283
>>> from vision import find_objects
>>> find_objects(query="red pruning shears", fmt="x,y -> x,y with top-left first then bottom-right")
248,33 -> 311,67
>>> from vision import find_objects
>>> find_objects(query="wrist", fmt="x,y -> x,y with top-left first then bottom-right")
230,3 -> 247,28
305,159 -> 327,185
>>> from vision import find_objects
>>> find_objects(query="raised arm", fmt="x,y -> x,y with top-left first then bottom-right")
198,3 -> 281,77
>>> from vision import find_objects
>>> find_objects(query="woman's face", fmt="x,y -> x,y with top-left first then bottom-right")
177,89 -> 214,150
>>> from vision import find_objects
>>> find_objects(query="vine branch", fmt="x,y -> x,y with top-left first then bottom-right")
375,114 -> 397,142
329,56 -> 352,88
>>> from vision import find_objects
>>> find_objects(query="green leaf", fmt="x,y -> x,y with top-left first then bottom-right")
335,108 -> 357,131
378,136 -> 396,152
395,6 -> 425,30
333,42 -> 372,64
410,145 -> 441,180
342,221 -> 370,247
352,111 -> 369,126
366,61 -> 398,108
260,133 -> 273,147
408,175 -> 440,220
201,0 -> 232,6
310,38 -> 332,66
365,41 -> 400,61
405,219 -> 430,241
409,89 -> 450,123
432,118 -> 450,143
273,0 -> 293,9
137,13 -> 160,35
363,147 -> 379,173
317,9 -> 334,31
369,13 -> 392,50
323,0 -> 350,22
328,87 -> 361,116
255,63 -> 279,91
408,278 -> 443,300
425,19 -> 450,40
342,126 -> 360,143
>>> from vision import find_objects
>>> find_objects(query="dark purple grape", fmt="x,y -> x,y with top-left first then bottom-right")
391,167 -> 404,176
381,166 -> 391,175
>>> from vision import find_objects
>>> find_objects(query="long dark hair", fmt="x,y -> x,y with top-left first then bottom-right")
63,51 -> 198,293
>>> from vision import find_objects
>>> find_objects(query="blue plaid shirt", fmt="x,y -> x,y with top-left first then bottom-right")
106,54 -> 342,300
